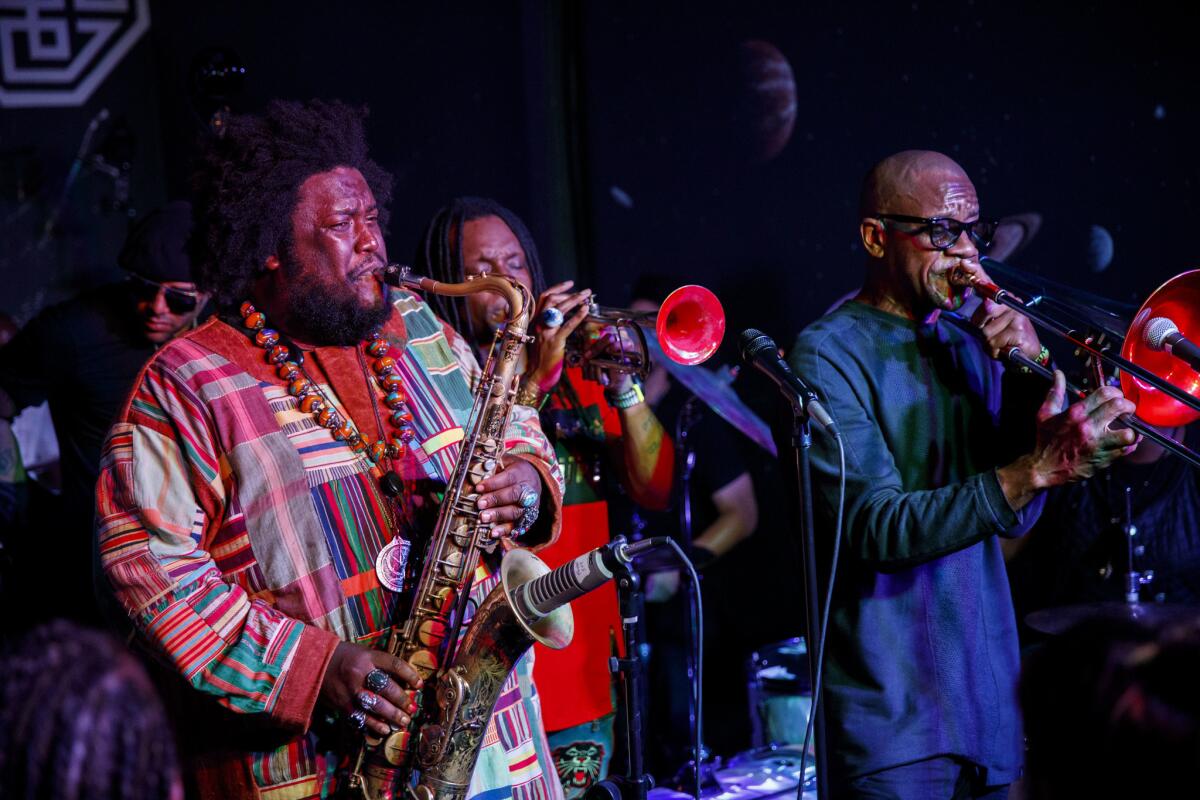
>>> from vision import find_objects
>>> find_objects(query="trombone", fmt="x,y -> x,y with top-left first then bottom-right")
949,257 -> 1200,469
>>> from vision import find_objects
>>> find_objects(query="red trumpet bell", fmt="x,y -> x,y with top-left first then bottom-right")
656,285 -> 726,365
1121,269 -> 1200,426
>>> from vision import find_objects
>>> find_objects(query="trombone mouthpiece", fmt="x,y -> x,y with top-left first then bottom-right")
948,266 -> 1004,301
949,266 -> 977,286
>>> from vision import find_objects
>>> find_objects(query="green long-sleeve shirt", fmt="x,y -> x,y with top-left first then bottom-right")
790,300 -> 1045,784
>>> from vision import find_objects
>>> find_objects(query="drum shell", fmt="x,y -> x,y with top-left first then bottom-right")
745,638 -> 812,747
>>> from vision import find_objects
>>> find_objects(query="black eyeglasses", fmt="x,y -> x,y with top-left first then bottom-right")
874,213 -> 998,250
127,273 -> 200,314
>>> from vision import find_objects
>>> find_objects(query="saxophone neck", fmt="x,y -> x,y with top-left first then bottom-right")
383,264 -> 531,328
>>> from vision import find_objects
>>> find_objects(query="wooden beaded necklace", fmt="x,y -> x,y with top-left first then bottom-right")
239,301 -> 416,497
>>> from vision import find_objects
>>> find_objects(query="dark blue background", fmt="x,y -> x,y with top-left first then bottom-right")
2,0 -> 1198,356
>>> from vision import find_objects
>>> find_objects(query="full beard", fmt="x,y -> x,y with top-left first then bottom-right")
286,272 -> 392,345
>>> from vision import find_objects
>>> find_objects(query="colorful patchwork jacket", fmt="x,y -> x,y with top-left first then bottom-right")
96,290 -> 566,800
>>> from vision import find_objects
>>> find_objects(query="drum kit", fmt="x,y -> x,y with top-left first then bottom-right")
643,639 -> 818,800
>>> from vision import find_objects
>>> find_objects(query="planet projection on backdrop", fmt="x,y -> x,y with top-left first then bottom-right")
987,212 -> 1043,262
735,40 -> 797,163
1087,224 -> 1115,273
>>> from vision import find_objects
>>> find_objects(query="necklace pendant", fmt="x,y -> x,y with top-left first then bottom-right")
376,536 -> 411,592
380,471 -> 405,498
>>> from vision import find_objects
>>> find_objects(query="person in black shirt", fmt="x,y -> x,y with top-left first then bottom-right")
627,292 -> 760,778
1007,423 -> 1200,620
0,201 -> 207,625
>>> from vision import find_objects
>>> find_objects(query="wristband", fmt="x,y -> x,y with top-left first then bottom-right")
515,382 -> 549,410
1018,344 -> 1053,375
605,381 -> 645,410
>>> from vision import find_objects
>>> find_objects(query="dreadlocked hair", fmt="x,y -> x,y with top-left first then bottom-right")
190,98 -> 394,312
0,620 -> 180,800
413,197 -> 546,343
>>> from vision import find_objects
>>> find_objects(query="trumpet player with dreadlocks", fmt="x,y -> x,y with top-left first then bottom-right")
414,197 -> 675,797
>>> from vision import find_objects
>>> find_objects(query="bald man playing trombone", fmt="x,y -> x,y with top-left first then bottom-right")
788,150 -> 1139,799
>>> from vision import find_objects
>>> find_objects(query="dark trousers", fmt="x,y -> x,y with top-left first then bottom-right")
835,756 -> 1010,800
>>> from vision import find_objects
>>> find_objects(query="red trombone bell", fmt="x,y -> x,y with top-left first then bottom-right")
1121,269 -> 1200,427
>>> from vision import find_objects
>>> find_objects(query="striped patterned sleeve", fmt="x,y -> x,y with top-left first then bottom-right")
96,353 -> 337,729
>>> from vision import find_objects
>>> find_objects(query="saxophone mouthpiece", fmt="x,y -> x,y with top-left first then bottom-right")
381,263 -> 411,288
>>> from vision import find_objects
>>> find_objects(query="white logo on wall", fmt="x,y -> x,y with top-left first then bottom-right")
0,0 -> 150,108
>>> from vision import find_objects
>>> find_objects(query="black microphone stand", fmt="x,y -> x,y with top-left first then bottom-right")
674,397 -> 710,793
789,395 -> 830,800
585,563 -> 654,800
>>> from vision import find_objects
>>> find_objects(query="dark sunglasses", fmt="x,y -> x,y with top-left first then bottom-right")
127,273 -> 200,314
874,213 -> 998,250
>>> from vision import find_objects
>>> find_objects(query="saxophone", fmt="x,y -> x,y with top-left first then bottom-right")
349,267 -> 599,800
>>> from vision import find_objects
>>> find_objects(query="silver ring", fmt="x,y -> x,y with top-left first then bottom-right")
512,505 -> 540,538
518,486 -> 539,508
348,709 -> 367,731
357,691 -> 379,712
540,307 -> 564,329
364,668 -> 390,694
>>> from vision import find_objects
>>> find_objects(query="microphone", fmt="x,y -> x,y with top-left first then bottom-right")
1143,317 -> 1200,372
739,329 -> 837,433
510,537 -> 667,622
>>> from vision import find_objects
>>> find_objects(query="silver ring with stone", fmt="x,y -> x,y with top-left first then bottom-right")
540,307 -> 564,329
518,486 -> 539,508
357,690 -> 379,712
512,505 -> 540,538
364,668 -> 390,694
348,709 -> 368,731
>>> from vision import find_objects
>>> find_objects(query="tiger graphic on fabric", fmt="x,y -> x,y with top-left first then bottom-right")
553,741 -> 605,792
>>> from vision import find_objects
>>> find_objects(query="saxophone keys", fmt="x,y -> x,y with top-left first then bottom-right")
410,650 -> 439,674
438,550 -> 464,576
414,621 -> 445,654
383,729 -> 412,765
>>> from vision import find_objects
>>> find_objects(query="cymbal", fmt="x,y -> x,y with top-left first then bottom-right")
1025,601 -> 1200,635
717,745 -> 816,797
647,333 -> 777,456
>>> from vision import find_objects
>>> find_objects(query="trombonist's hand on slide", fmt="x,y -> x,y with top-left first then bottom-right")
997,370 -> 1140,510
1029,372 -> 1140,484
